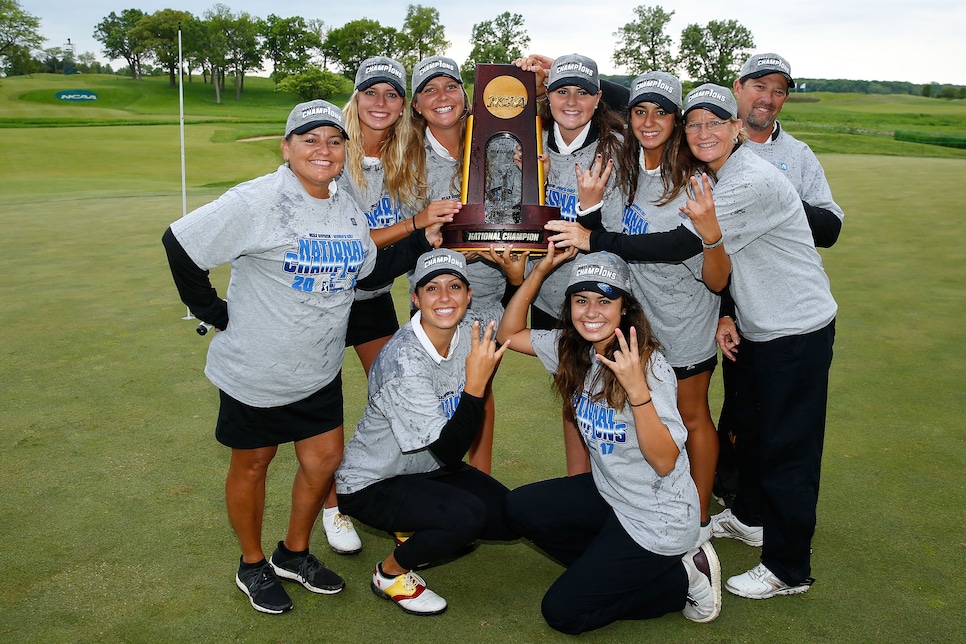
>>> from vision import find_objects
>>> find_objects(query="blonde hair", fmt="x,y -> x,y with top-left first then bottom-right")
342,90 -> 420,206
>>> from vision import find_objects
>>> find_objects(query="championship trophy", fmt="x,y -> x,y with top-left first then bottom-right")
442,64 -> 559,253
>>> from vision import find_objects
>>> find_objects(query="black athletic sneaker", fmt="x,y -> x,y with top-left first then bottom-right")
235,559 -> 293,615
269,542 -> 346,595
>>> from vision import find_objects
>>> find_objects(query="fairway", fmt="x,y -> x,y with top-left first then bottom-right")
0,76 -> 963,642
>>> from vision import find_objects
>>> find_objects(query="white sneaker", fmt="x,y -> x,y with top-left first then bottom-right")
711,508 -> 763,547
322,512 -> 363,554
681,541 -> 721,623
725,563 -> 813,599
371,565 -> 447,616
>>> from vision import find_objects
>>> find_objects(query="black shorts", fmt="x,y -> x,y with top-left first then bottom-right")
672,354 -> 718,380
345,292 -> 399,347
215,373 -> 344,449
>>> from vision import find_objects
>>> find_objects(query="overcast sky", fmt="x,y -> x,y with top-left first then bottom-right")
22,0 -> 966,85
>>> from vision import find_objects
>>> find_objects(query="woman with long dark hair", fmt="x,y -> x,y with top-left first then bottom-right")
545,72 -> 730,544
512,53 -> 628,476
497,248 -> 721,633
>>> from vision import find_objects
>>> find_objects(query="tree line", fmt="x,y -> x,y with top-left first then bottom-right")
1,0 -> 962,102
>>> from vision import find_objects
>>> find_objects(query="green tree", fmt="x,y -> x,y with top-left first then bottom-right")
259,14 -> 321,85
398,4 -> 449,70
276,67 -> 351,101
679,19 -> 754,85
1,42 -> 35,75
938,85 -> 958,99
305,19 -> 329,68
0,0 -> 43,71
75,51 -> 110,74
200,5 -> 261,99
131,9 -> 195,88
463,12 -> 530,83
38,46 -> 64,73
323,18 -> 400,78
224,11 -> 261,99
612,5 -> 676,74
200,6 -> 231,103
94,9 -> 146,80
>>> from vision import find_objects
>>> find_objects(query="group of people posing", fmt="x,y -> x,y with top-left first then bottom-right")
163,49 -> 842,634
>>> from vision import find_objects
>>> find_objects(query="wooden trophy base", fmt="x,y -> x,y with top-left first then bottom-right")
442,204 -> 560,254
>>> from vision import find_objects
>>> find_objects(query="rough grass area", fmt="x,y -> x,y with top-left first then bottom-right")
0,82 -> 963,642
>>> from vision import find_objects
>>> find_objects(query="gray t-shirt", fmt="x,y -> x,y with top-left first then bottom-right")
620,167 -> 719,368
744,122 -> 844,222
530,330 -> 700,555
336,310 -> 494,495
171,165 -> 376,407
341,158 -> 407,301
531,129 -> 625,317
714,146 -> 837,341
408,133 -> 507,310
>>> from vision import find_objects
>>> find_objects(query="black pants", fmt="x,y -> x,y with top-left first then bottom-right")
730,320 -> 835,585
505,473 -> 687,635
338,463 -> 517,571
715,337 -> 760,501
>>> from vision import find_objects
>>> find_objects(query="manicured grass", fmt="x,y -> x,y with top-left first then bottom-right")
0,85 -> 964,641
781,92 -> 966,157
3,73 -> 966,159
0,73 -> 351,126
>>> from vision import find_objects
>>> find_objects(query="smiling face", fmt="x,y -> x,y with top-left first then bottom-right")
413,76 -> 465,133
684,109 -> 742,174
356,82 -> 405,136
280,125 -> 346,199
412,273 -> 471,337
548,86 -> 601,145
630,101 -> 677,166
733,74 -> 789,141
569,291 -> 624,354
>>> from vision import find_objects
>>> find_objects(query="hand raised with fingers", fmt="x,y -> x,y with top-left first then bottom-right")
464,320 -> 510,396
595,327 -> 649,402
575,154 -> 613,211
679,173 -> 722,245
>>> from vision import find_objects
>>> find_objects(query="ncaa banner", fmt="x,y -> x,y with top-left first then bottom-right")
56,90 -> 98,101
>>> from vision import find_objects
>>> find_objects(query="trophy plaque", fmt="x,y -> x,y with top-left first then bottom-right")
442,64 -> 560,253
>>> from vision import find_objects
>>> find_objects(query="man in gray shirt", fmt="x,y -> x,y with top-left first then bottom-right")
733,52 -> 844,246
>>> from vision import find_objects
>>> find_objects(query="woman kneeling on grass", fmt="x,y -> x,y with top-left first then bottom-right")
496,247 -> 722,634
335,249 -> 518,616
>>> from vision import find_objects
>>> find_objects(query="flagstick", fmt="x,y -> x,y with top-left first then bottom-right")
178,22 -> 194,322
